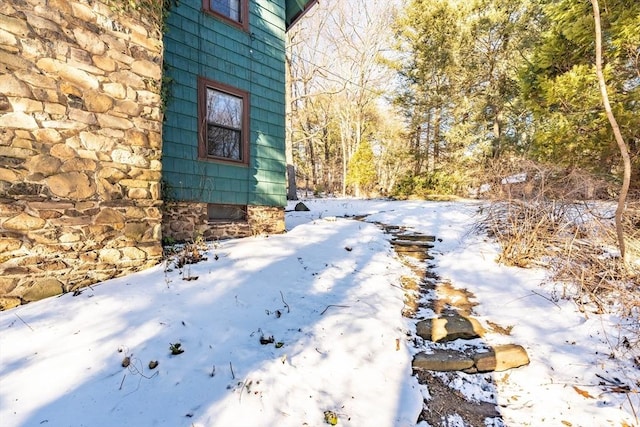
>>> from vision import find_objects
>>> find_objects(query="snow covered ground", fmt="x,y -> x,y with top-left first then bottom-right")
0,198 -> 638,427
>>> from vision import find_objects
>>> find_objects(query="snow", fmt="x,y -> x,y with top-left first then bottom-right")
501,173 -> 527,185
1,198 -> 638,427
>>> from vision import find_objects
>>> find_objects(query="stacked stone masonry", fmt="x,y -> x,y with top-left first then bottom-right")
0,0 -> 164,309
162,203 -> 285,242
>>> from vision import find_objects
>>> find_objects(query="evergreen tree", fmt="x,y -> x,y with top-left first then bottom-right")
390,0 -> 538,195
346,139 -> 378,197
522,0 -> 639,182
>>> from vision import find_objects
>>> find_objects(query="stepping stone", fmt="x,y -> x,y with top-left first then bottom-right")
471,344 -> 530,373
413,344 -> 530,373
395,249 -> 434,261
416,312 -> 486,342
413,349 -> 475,372
391,240 -> 435,248
432,282 -> 478,317
393,234 -> 436,242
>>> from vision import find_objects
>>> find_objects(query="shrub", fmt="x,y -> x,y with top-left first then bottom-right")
392,170 -> 466,199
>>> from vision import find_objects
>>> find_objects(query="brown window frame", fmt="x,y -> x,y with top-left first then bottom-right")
198,77 -> 250,165
202,0 -> 249,32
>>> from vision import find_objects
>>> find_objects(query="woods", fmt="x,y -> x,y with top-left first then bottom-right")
286,0 -> 639,199
287,0 -> 639,311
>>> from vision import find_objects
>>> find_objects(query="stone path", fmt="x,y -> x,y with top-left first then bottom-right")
385,225 -> 529,374
379,223 -> 531,426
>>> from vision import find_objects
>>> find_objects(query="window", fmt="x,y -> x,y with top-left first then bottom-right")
203,0 -> 248,30
208,204 -> 247,221
198,77 -> 249,164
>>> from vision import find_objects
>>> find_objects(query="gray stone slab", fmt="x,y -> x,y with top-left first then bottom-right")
413,350 -> 475,372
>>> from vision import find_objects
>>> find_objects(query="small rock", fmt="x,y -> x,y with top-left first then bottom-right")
259,335 -> 274,345
294,202 -> 310,211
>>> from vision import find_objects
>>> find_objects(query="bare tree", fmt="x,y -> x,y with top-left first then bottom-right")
286,3 -> 344,196
287,0 -> 401,197
591,0 -> 632,262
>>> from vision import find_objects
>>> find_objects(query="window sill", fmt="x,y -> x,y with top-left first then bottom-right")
201,9 -> 249,32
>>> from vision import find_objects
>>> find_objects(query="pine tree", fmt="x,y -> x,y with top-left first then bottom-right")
522,0 -> 639,182
346,140 -> 378,197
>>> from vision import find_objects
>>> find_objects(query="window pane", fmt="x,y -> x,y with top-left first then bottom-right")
210,0 -> 241,21
207,204 -> 246,221
206,88 -> 242,129
207,124 -> 241,160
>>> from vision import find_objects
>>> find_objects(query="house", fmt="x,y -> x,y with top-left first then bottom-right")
161,0 -> 317,241
0,0 -> 315,309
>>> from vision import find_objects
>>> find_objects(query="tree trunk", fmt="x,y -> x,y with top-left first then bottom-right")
286,164 -> 297,200
591,0 -> 631,262
433,107 -> 441,167
284,46 -> 298,200
307,136 -> 318,191
323,128 -> 331,194
413,125 -> 422,175
492,108 -> 503,158
340,123 -> 348,196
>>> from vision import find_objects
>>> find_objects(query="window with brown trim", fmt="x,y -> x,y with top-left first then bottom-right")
198,77 -> 249,164
202,0 -> 249,31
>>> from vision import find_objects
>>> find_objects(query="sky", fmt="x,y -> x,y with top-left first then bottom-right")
0,198 -> 638,427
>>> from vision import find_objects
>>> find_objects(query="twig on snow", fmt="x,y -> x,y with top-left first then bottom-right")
280,290 -> 290,313
14,313 -> 34,331
320,304 -> 350,315
238,378 -> 249,403
530,290 -> 561,309
627,393 -> 638,425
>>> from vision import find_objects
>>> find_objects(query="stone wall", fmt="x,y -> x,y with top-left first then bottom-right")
247,205 -> 286,235
0,0 -> 164,309
163,203 -> 285,242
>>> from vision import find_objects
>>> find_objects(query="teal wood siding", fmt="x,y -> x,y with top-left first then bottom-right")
163,0 -> 287,207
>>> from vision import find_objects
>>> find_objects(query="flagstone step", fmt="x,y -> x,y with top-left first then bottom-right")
413,344 -> 530,373
416,312 -> 486,342
378,224 -> 531,374
393,234 -> 437,242
391,239 -> 435,248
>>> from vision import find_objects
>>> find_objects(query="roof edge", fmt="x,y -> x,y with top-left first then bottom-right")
285,0 -> 318,31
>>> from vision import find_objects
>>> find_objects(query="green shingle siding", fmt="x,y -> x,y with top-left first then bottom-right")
162,0 -> 287,208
